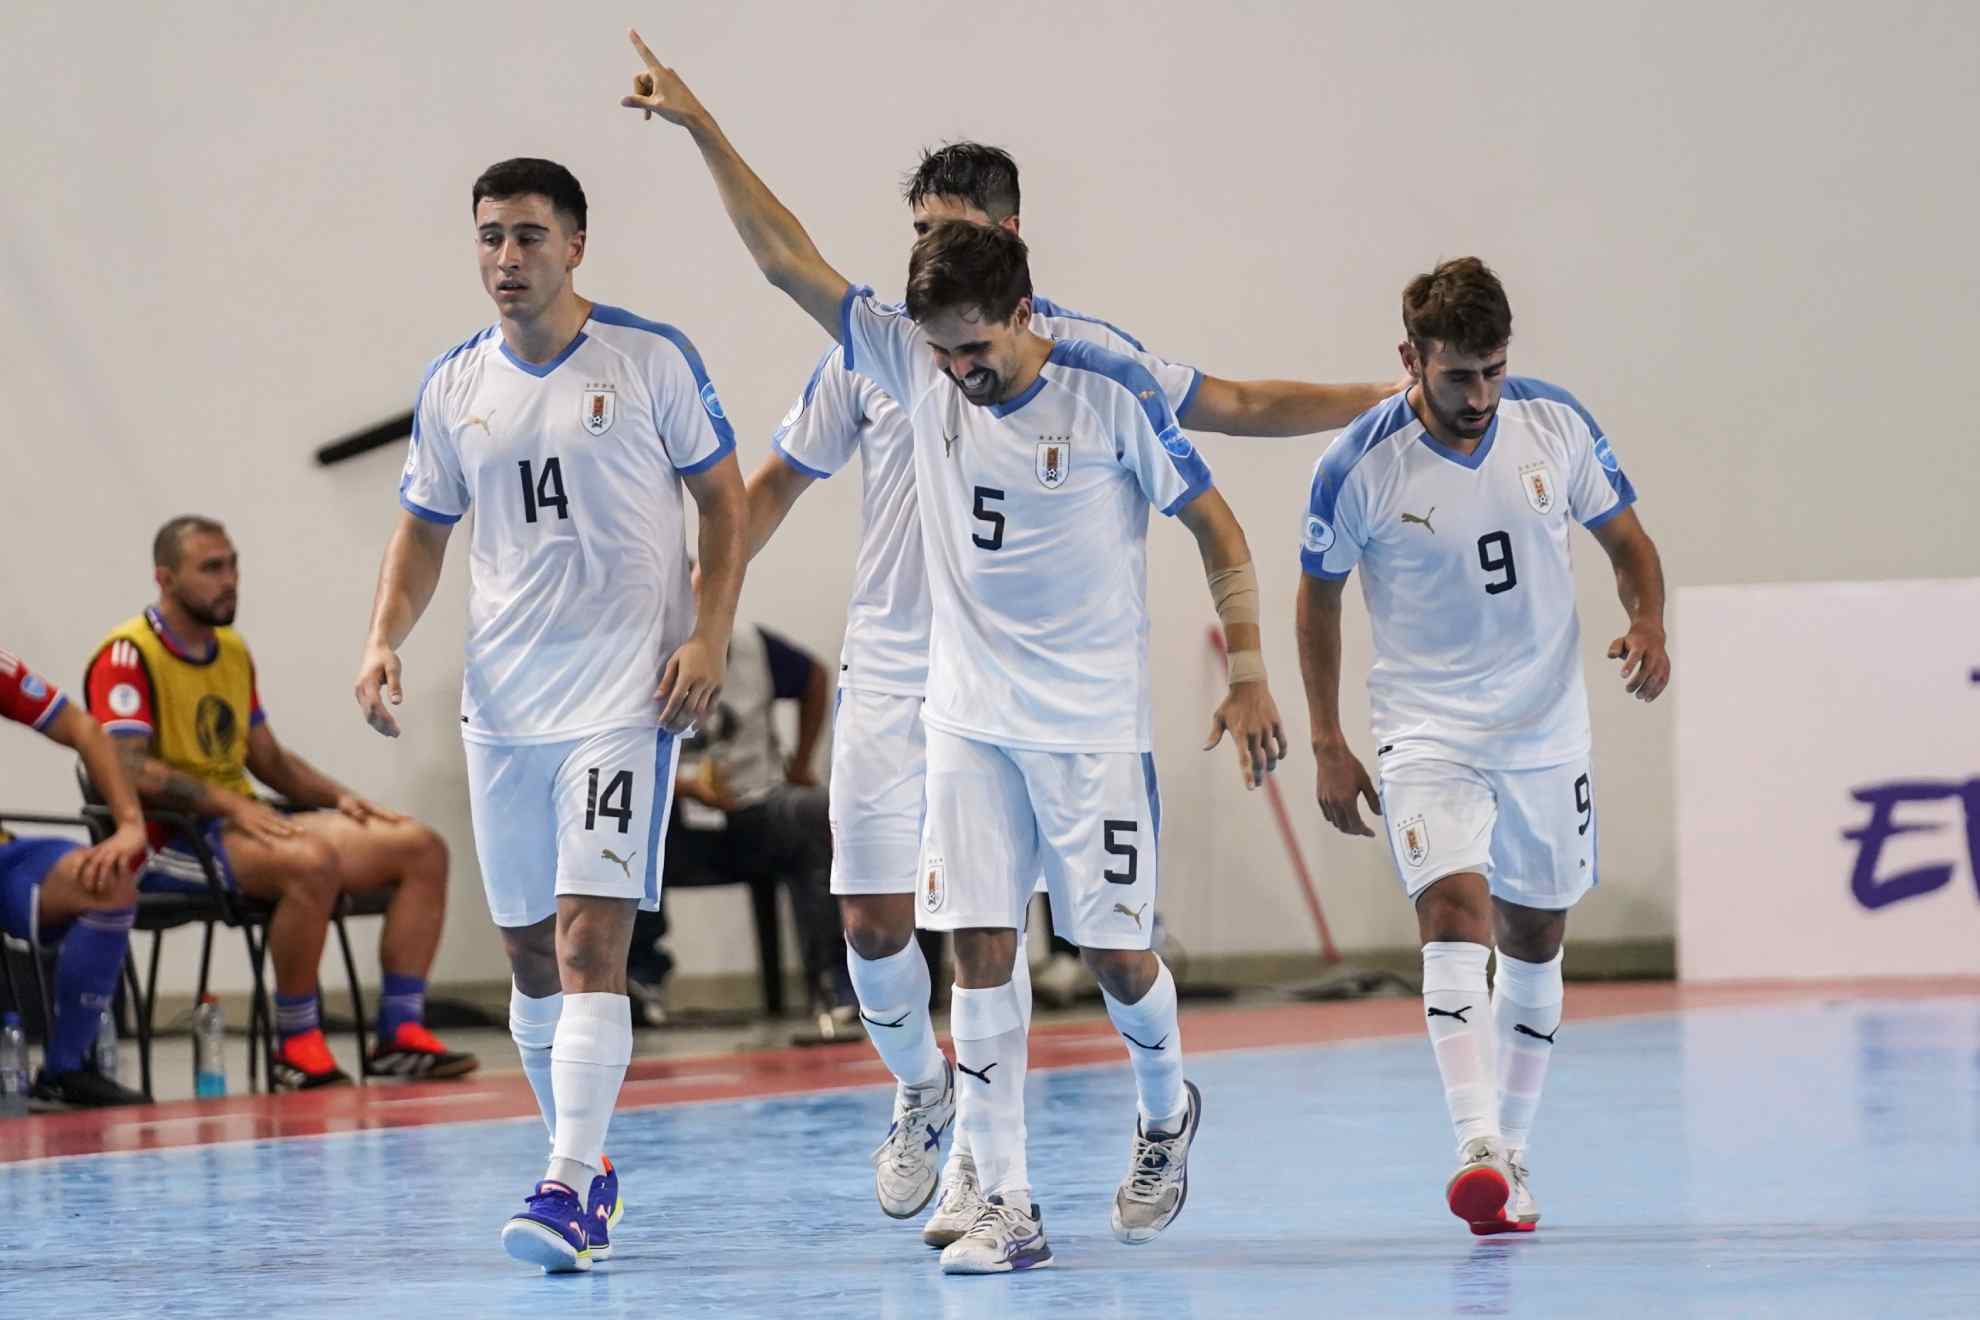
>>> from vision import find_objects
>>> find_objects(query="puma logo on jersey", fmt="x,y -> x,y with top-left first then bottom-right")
1113,902 -> 1148,931
1401,507 -> 1436,534
943,431 -> 959,457
465,411 -> 497,436
1427,1004 -> 1472,1023
601,847 -> 638,879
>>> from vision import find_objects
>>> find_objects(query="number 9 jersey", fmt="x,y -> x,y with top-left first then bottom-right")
1300,378 -> 1636,770
399,305 -> 735,745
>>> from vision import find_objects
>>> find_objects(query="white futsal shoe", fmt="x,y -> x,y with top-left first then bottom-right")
872,1059 -> 956,1218
1446,1136 -> 1513,1229
1471,1149 -> 1541,1236
938,1194 -> 1054,1274
1111,1080 -> 1202,1244
922,1151 -> 987,1247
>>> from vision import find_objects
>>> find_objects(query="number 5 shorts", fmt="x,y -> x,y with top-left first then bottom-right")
917,726 -> 1161,951
1376,751 -> 1597,911
464,723 -> 681,928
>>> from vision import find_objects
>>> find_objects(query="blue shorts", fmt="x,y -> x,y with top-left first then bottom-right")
139,819 -> 238,897
0,836 -> 83,940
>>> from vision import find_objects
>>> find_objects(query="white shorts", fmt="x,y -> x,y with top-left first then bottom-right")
1377,752 -> 1597,912
464,723 -> 682,928
827,689 -> 927,897
918,727 -> 1160,950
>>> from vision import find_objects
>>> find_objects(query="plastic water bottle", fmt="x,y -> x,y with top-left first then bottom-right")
94,1009 -> 121,1083
193,994 -> 227,1098
0,1012 -> 27,1117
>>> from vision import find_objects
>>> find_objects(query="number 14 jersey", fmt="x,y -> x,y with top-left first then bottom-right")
398,305 -> 734,745
1300,378 -> 1636,769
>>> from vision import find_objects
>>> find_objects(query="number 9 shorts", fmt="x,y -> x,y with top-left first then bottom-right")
1376,751 -> 1597,912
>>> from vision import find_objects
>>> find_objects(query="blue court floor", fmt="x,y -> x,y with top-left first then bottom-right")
2,996 -> 1977,1318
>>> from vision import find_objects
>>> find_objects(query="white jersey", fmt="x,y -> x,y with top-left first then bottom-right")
772,297 -> 1199,696
399,304 -> 734,745
1300,378 -> 1636,768
839,286 -> 1212,753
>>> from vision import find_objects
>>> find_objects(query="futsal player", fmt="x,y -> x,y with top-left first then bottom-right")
743,141 -> 1397,1245
0,647 -> 150,1107
1296,258 -> 1669,1233
622,33 -> 1288,1273
352,157 -> 748,1273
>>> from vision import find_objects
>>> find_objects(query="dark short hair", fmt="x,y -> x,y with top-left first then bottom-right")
1402,257 -> 1513,357
153,516 -> 228,569
903,142 -> 1021,223
472,157 -> 588,232
904,220 -> 1033,326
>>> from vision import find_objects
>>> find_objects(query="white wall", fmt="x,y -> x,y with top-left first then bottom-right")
3,1 -> 1976,992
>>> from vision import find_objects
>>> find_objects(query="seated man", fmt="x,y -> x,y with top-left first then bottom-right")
84,515 -> 476,1089
1,646 -> 150,1107
630,620 -> 846,1022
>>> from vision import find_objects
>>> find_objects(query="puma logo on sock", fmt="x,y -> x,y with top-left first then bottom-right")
859,1010 -> 910,1029
1427,1005 -> 1472,1023
1121,1031 -> 1169,1051
1514,1023 -> 1558,1045
1113,901 -> 1148,930
958,1061 -> 998,1084
601,847 -> 638,879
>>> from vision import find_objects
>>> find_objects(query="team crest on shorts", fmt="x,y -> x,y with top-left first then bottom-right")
1398,815 -> 1430,869
1520,462 -> 1556,514
581,384 -> 617,436
922,856 -> 947,913
1036,438 -> 1070,489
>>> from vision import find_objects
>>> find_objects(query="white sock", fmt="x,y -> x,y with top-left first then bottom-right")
846,937 -> 945,1092
1422,942 -> 1500,1152
947,935 -> 1030,1173
545,991 -> 632,1187
509,983 -> 563,1144
949,981 -> 1029,1207
1101,959 -> 1187,1130
1492,948 -> 1564,1154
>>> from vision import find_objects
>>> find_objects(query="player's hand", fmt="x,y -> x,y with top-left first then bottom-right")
1205,681 -> 1289,791
784,755 -> 819,789
336,793 -> 405,827
354,640 -> 404,738
658,634 -> 725,734
622,29 -> 711,130
227,797 -> 298,846
77,822 -> 148,898
1607,622 -> 1670,702
1314,739 -> 1381,837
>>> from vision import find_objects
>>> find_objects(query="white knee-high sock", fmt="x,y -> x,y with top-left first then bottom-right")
545,992 -> 632,1189
846,938 -> 945,1092
948,935 -> 1031,1172
1492,948 -> 1564,1154
949,981 -> 1029,1206
1101,959 -> 1187,1131
509,983 -> 563,1144
1422,942 -> 1500,1152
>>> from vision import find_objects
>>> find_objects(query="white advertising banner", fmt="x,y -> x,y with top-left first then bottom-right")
1677,579 -> 1980,980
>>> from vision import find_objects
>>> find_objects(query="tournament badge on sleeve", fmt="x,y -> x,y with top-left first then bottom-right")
1398,815 -> 1431,869
1036,438 -> 1070,489
581,383 -> 617,436
1519,462 -> 1556,514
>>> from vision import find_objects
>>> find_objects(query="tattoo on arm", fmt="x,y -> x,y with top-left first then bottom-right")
114,739 -> 222,816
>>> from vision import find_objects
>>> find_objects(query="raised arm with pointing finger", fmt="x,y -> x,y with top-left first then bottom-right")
621,30 -> 852,335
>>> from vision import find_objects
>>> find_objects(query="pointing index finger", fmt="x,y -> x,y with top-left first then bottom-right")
628,27 -> 663,70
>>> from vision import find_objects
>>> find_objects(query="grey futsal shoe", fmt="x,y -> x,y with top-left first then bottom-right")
1110,1080 -> 1202,1244
872,1059 -> 956,1218
1446,1135 -> 1513,1227
939,1194 -> 1054,1274
922,1150 -> 987,1247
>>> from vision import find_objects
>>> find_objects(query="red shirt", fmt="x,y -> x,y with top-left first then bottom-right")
0,647 -> 67,732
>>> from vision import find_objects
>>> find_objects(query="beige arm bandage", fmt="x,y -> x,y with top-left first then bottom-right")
1209,562 -> 1267,683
